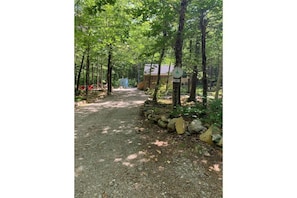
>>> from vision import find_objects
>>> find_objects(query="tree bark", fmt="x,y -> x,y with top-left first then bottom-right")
166,62 -> 171,92
215,57 -> 222,99
107,44 -> 113,95
85,47 -> 90,98
153,37 -> 166,102
75,50 -> 86,95
200,10 -> 208,107
92,63 -> 94,85
148,54 -> 155,89
173,0 -> 188,107
188,39 -> 199,102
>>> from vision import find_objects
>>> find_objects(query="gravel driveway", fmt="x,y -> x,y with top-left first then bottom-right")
75,88 -> 222,198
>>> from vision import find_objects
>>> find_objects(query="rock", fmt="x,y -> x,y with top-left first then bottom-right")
188,119 -> 206,134
211,125 -> 222,143
158,119 -> 168,128
147,113 -> 160,122
217,137 -> 223,147
199,126 -> 214,145
167,118 -> 178,132
175,117 -> 186,135
144,109 -> 154,118
109,179 -> 116,186
160,115 -> 169,122
204,151 -> 211,157
212,133 -> 222,143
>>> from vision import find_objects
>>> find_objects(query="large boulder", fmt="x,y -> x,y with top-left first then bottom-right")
199,126 -> 214,145
188,119 -> 206,134
211,125 -> 222,144
167,118 -> 178,132
175,117 -> 186,135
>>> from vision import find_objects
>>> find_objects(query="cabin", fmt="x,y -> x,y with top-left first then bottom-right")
142,64 -> 174,89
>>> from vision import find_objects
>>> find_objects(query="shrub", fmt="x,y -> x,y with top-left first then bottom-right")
169,98 -> 222,129
170,102 -> 206,118
205,98 -> 222,128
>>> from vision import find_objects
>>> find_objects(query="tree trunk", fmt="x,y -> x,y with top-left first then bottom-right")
173,0 -> 188,107
148,54 -> 155,89
107,44 -> 113,95
215,57 -> 222,99
92,63 -> 94,85
100,62 -> 103,89
188,65 -> 198,102
153,38 -> 166,102
188,39 -> 199,102
166,62 -> 171,92
85,47 -> 90,98
97,64 -> 100,89
200,10 -> 208,108
75,50 -> 86,95
137,63 -> 140,84
96,55 -> 100,89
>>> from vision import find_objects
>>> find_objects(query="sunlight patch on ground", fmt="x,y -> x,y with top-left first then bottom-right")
208,164 -> 221,172
152,140 -> 169,147
75,166 -> 84,177
138,151 -> 146,155
102,126 -> 110,134
124,129 -> 133,134
158,166 -> 165,171
114,158 -> 122,162
122,161 -> 134,167
201,160 -> 208,164
127,153 -> 138,160
139,158 -> 150,163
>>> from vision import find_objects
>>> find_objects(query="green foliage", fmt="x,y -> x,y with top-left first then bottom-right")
169,98 -> 222,128
159,83 -> 172,96
205,98 -> 222,128
170,103 -> 206,118
129,79 -> 138,87
75,0 -> 223,100
75,95 -> 86,102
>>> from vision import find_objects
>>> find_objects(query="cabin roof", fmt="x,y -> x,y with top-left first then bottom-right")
143,64 -> 174,75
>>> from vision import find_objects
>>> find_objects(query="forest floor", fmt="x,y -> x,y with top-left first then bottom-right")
75,88 -> 222,198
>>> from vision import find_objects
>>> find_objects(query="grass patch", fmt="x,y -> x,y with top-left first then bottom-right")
75,96 -> 86,102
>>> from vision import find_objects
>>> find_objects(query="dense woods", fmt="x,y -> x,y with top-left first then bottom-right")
75,0 -> 222,109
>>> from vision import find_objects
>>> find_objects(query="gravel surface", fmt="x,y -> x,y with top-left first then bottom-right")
75,88 -> 222,198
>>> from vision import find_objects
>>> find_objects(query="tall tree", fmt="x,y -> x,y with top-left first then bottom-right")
188,38 -> 200,102
107,44 -> 113,95
85,45 -> 91,97
152,31 -> 167,102
173,0 -> 188,107
75,49 -> 86,95
200,9 -> 208,107
215,53 -> 222,99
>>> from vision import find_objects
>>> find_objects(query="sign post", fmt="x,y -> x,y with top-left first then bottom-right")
172,67 -> 183,107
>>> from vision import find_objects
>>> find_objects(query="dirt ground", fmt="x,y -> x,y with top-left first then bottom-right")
75,88 -> 222,198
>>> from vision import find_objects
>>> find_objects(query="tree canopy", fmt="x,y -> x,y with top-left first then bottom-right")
75,0 -> 222,104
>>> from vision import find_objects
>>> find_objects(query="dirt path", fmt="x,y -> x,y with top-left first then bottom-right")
75,88 -> 222,198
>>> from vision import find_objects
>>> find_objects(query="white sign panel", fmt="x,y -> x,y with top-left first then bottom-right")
173,78 -> 181,83
172,67 -> 183,78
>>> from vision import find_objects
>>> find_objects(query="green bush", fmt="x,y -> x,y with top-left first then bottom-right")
170,102 -> 206,118
205,98 -> 222,128
129,79 -> 137,87
169,98 -> 222,129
